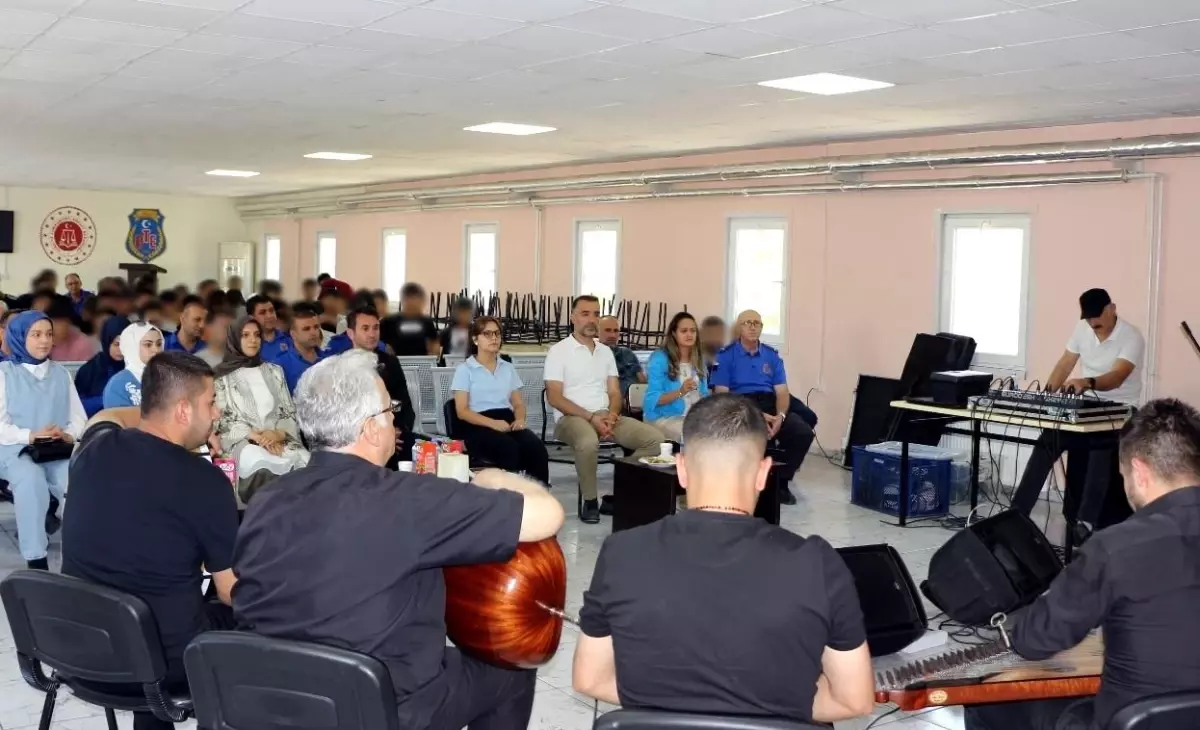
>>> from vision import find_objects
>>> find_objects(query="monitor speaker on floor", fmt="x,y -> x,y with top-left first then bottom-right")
836,544 -> 927,656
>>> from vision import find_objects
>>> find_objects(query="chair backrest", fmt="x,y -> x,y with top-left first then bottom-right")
595,709 -> 826,730
443,354 -> 466,369
508,353 -> 546,369
633,351 -> 654,367
1107,691 -> 1200,730
0,570 -> 167,686
513,365 -> 549,438
395,356 -> 439,429
628,383 -> 647,411
60,361 -> 87,376
405,376 -> 421,426
431,366 -> 456,435
184,631 -> 399,730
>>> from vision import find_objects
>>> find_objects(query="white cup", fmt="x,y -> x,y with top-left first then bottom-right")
659,443 -> 673,458
398,461 -> 414,472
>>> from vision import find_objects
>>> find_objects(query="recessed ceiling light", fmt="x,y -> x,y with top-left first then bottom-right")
464,122 -> 557,136
206,169 -> 259,177
757,72 -> 894,95
304,152 -> 373,161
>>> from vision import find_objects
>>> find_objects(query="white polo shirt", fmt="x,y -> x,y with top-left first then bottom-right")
1066,318 -> 1145,404
543,335 -> 618,419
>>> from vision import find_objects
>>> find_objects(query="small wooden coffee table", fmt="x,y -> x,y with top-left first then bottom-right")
610,457 -> 782,532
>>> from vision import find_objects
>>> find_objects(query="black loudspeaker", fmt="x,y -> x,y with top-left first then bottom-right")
837,544 -> 927,656
921,510 -> 1062,627
842,375 -> 902,467
0,211 -> 12,254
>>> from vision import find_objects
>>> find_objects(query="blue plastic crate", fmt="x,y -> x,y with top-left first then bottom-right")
851,445 -> 951,518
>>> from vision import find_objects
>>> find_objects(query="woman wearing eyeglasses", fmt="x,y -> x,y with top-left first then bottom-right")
450,317 -> 550,485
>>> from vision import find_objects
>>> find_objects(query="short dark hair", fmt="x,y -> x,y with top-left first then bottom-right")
139,298 -> 162,316
351,288 -> 375,310
45,295 -> 75,321
1120,398 -> 1200,482
292,302 -> 320,320
453,297 -> 473,312
317,273 -> 331,283
572,295 -> 600,311
258,279 -> 283,297
158,290 -> 179,305
204,308 -> 232,325
140,351 -> 214,417
197,279 -> 218,290
302,278 -> 318,288
347,305 -> 380,331
682,393 -> 768,455
371,289 -> 388,301
701,315 -> 725,329
245,294 -> 274,316
135,282 -> 156,297
400,282 -> 425,299
180,294 -> 204,311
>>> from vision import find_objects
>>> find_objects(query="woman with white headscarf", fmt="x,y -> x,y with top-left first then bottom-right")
102,322 -> 163,408
214,316 -> 308,504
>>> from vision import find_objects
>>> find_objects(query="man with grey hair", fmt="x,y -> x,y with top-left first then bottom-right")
233,349 -> 565,730
573,393 -> 874,724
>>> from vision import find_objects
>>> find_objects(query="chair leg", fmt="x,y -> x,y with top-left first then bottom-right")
105,708 -> 119,730
37,680 -> 59,730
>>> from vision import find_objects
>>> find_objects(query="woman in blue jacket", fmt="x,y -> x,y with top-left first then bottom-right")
643,312 -> 710,442
102,322 -> 162,408
74,316 -> 126,416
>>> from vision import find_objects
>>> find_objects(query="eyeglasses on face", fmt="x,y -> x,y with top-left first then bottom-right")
370,400 -> 403,420
477,330 -> 502,339
742,320 -> 763,328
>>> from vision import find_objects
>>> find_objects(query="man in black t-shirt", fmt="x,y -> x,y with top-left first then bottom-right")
345,306 -> 417,464
63,351 -> 239,730
380,282 -> 439,357
573,394 -> 875,724
234,351 -> 565,730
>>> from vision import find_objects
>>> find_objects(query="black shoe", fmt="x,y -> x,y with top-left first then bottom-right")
599,497 -> 614,516
45,512 -> 62,537
779,487 -> 797,506
27,558 -> 49,571
580,499 -> 601,524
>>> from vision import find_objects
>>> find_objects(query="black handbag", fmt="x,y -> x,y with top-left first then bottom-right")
20,438 -> 74,463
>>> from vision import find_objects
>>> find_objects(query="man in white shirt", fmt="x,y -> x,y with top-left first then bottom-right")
545,295 -> 663,524
1011,289 -> 1144,538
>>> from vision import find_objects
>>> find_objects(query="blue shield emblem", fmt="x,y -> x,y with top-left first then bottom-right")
125,208 -> 166,262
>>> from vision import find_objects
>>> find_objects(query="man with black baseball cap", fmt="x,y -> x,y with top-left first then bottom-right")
1010,288 -> 1145,539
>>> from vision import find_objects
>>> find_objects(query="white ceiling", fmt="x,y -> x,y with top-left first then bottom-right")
2,0 -> 1200,196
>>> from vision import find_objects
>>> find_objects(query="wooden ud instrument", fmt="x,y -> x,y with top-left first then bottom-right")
443,537 -> 568,670
874,633 -> 1103,710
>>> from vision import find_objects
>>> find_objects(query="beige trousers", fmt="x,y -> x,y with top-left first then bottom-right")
650,417 -> 685,443
555,412 -> 663,500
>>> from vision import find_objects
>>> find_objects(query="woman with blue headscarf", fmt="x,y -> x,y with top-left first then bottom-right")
0,310 -> 86,570
74,316 -> 126,416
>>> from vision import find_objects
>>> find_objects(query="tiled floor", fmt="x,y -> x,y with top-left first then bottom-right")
0,457 -> 1066,730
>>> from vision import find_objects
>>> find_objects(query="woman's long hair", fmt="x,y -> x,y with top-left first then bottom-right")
662,312 -> 704,381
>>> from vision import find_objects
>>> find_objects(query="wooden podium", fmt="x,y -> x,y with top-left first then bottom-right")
119,263 -> 166,287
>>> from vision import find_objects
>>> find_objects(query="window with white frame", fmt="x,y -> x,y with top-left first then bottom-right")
464,223 -> 497,298
382,229 -> 407,302
939,214 -> 1031,370
316,233 -> 337,278
264,235 -> 281,282
575,220 -> 619,304
727,218 -> 787,344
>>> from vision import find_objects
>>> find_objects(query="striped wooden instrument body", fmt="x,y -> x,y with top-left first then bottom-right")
874,634 -> 1103,711
443,537 -> 567,670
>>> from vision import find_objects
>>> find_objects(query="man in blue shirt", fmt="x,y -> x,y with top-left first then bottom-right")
164,296 -> 206,354
710,310 -> 814,505
65,273 -> 93,317
246,294 -> 293,362
275,303 -> 324,393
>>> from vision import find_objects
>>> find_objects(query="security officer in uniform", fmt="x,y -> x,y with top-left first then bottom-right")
710,310 -> 814,504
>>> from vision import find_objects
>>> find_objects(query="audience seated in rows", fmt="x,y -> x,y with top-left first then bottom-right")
451,316 -> 550,484
546,295 -> 663,524
275,303 -> 324,393
65,272 -> 92,316
213,317 -> 308,503
245,295 -> 292,361
48,295 -> 98,362
343,306 -> 417,468
440,297 -> 474,361
194,308 -> 232,368
63,352 -> 239,730
74,316 -> 127,416
164,295 -> 206,354
699,315 -> 726,379
643,312 -> 710,442
381,282 -> 439,357
0,311 -> 86,569
102,323 -> 163,408
573,394 -> 874,724
598,315 -> 646,401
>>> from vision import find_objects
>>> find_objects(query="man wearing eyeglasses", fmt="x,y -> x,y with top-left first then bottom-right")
710,310 -> 814,505
346,304 -> 417,467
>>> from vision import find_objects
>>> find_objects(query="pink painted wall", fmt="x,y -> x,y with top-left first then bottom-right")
245,116 -> 1200,445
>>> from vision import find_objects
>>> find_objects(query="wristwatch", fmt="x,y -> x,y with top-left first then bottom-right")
1085,377 -> 1096,390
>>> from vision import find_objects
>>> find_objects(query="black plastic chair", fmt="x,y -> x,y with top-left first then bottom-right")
594,708 -> 826,730
0,570 -> 193,730
1108,691 -> 1200,729
441,398 -> 496,470
184,631 -> 399,730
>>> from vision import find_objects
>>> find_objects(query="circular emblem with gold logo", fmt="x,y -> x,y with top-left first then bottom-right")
40,207 -> 97,265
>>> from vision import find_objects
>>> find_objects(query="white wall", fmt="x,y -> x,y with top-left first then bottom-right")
0,185 -> 246,293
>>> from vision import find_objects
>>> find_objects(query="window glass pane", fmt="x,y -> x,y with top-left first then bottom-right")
731,226 -> 785,338
317,235 -> 336,278
579,228 -> 618,303
945,224 -> 1025,359
383,231 -> 406,302
466,227 -> 496,298
264,236 -> 281,281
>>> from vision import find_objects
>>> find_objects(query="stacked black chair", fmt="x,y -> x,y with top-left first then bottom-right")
184,631 -> 399,730
594,709 -> 826,730
1108,691 -> 1200,730
0,570 -> 193,730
